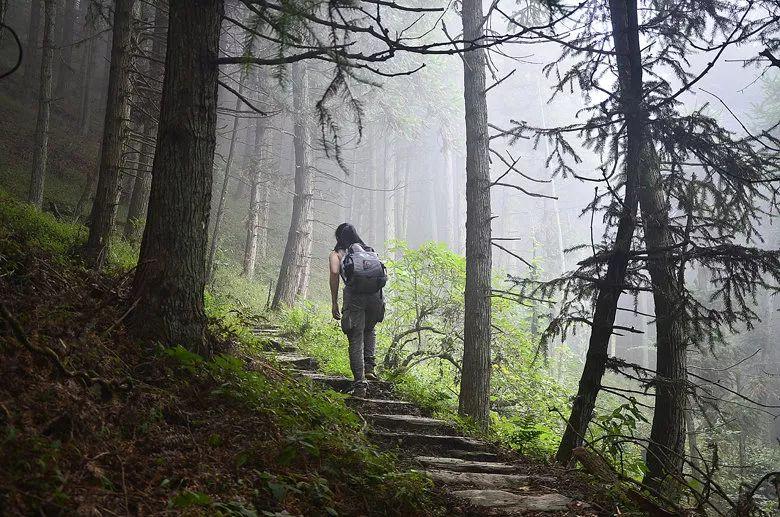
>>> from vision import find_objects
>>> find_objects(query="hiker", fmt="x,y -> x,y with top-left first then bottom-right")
329,223 -> 387,398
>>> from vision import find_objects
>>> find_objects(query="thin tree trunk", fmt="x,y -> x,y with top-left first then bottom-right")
384,133 -> 396,247
27,0 -> 55,208
123,0 -> 165,241
272,62 -> 312,309
123,121 -> 154,241
84,0 -> 135,267
296,72 -> 316,298
129,0 -> 223,355
54,0 -> 76,98
458,0 -> 492,428
555,0 -> 644,464
77,32 -> 96,135
640,145 -> 688,491
242,115 -> 267,280
206,64 -> 248,282
24,0 -> 42,86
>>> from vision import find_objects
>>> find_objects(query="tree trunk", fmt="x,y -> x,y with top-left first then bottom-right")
123,122 -> 154,241
24,0 -> 42,86
272,62 -> 312,309
242,115 -> 267,280
84,0 -> 135,267
639,145 -> 688,492
555,0 -> 644,464
123,0 -> 166,241
77,31 -> 96,135
129,0 -> 223,355
458,0 -> 492,428
27,0 -> 55,208
206,64 -> 248,282
384,133 -> 396,248
54,0 -> 76,98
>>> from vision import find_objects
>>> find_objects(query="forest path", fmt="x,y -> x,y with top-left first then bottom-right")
254,326 -> 595,516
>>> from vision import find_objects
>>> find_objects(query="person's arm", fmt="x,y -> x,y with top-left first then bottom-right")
329,251 -> 341,320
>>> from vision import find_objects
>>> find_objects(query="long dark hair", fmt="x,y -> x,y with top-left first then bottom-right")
334,223 -> 366,251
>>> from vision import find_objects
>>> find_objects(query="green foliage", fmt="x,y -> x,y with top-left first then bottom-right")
281,303 -> 352,377
0,190 -> 82,258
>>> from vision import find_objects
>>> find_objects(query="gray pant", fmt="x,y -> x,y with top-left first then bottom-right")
341,287 -> 384,383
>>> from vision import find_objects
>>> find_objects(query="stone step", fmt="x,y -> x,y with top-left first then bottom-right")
300,372 -> 393,397
452,489 -> 576,515
346,397 -> 421,416
444,450 -> 500,462
367,414 -> 456,435
416,456 -> 517,474
275,354 -> 318,371
426,470 -> 555,490
369,431 -> 487,452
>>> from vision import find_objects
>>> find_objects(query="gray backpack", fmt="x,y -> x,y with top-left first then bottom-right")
340,243 -> 387,294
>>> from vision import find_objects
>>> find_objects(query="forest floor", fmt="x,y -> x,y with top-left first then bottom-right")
0,194 -> 633,516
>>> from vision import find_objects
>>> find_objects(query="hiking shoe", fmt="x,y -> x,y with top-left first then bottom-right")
351,381 -> 367,398
365,371 -> 379,382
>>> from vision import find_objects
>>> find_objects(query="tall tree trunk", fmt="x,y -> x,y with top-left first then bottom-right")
555,0 -> 644,464
54,0 -> 76,98
123,0 -> 166,241
384,133 -> 396,248
458,0 -> 492,428
23,0 -> 42,86
129,0 -> 223,355
272,62 -> 312,309
242,115 -> 267,280
639,145 -> 688,491
206,64 -> 248,282
77,32 -> 96,135
123,122 -> 154,241
84,0 -> 135,267
27,0 -> 55,208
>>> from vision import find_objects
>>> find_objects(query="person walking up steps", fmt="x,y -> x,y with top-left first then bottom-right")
329,223 -> 387,398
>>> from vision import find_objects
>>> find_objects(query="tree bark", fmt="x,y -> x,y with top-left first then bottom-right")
639,145 -> 688,492
84,0 -> 135,268
129,0 -> 223,355
241,114 -> 267,280
54,0 -> 76,98
206,64 -> 248,282
272,62 -> 313,309
23,0 -> 42,86
555,0 -> 644,464
27,0 -> 55,208
458,0 -> 492,428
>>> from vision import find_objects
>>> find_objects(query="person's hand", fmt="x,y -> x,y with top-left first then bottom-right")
332,303 -> 341,320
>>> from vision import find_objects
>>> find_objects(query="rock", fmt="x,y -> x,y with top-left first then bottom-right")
416,456 -> 518,474
426,470 -> 552,489
452,489 -> 576,514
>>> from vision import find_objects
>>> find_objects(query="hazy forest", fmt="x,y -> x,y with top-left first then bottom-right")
1,0 -> 779,515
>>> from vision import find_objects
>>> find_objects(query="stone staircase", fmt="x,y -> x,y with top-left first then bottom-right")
257,329 -> 593,516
